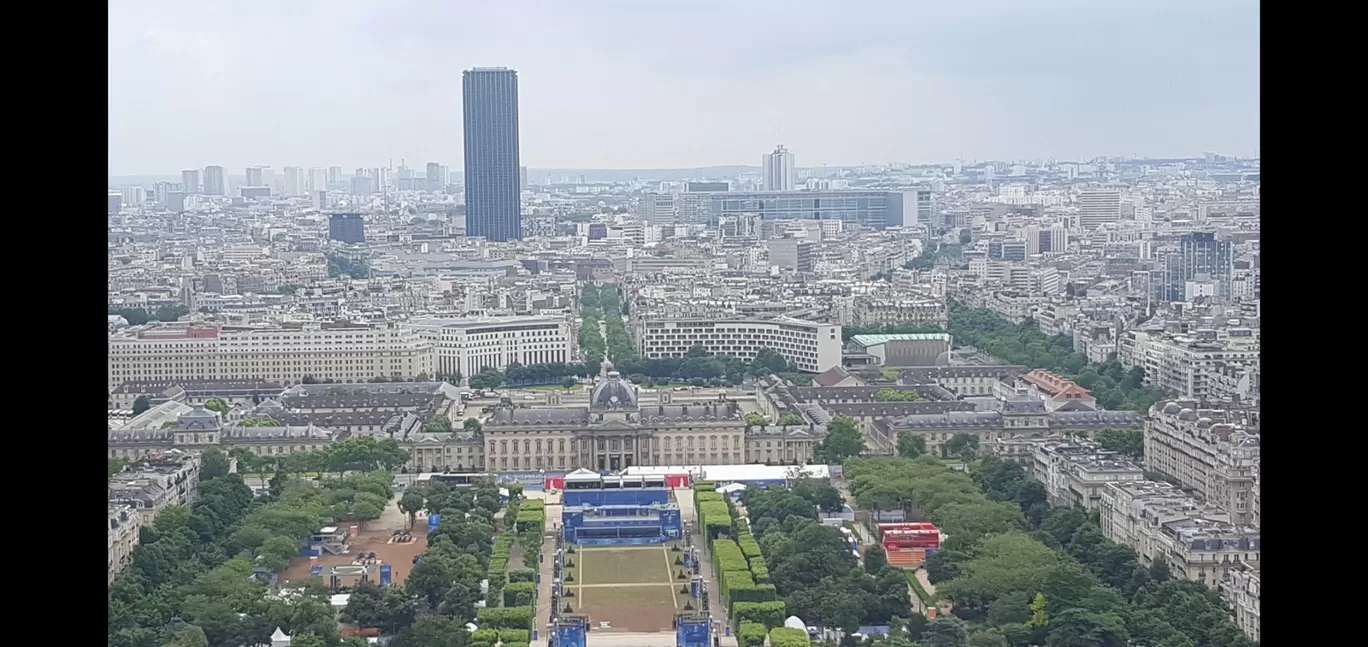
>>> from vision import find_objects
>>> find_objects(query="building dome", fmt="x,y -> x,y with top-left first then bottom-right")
1178,408 -> 1196,421
1196,417 -> 1213,429
591,371 -> 637,410
1162,402 -> 1182,415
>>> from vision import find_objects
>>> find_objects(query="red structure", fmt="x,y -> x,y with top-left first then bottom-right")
664,473 -> 691,487
878,522 -> 941,550
544,476 -> 565,490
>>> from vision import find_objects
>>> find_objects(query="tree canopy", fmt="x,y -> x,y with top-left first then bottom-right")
843,455 -> 1255,647
946,301 -> 1169,412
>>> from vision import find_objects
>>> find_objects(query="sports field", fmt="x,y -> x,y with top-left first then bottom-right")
562,545 -> 694,632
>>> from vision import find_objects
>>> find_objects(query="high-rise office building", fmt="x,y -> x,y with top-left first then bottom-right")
283,167 -> 304,196
426,162 -> 444,192
463,67 -> 523,241
120,187 -> 145,206
1077,190 -> 1121,229
181,169 -> 200,195
329,213 -> 366,244
520,165 -> 528,191
202,166 -> 226,195
308,168 -> 328,193
108,193 -> 123,216
245,166 -> 264,187
639,193 -> 677,225
328,166 -> 343,185
762,145 -> 796,191
1160,232 -> 1234,302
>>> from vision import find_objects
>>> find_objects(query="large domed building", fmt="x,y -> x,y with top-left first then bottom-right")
482,372 -> 748,471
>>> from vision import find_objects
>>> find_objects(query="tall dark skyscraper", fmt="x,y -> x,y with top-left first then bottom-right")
328,213 -> 366,245
463,67 -> 522,241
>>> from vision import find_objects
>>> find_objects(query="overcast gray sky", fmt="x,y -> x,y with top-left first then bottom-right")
109,0 -> 1259,174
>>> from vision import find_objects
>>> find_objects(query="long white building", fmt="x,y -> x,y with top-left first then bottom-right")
634,315 -> 842,373
409,315 -> 576,377
108,321 -> 433,390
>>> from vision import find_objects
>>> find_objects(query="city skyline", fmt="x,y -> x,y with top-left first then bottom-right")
108,0 -> 1259,174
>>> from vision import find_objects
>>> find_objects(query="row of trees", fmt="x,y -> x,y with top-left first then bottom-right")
228,436 -> 410,481
109,456 -> 402,647
578,283 -> 610,367
844,456 -> 1255,647
947,302 -> 1170,413
111,303 -> 190,326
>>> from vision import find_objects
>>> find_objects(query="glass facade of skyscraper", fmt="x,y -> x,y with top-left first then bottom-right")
462,68 -> 522,241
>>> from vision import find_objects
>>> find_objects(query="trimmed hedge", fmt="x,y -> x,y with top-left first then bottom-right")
694,480 -> 716,491
738,621 -> 767,647
508,567 -> 537,583
750,562 -> 770,583
498,629 -> 531,643
698,501 -> 731,539
503,581 -> 536,607
712,539 -> 747,572
769,627 -> 811,647
476,605 -> 534,630
738,537 -> 763,559
519,500 -> 545,511
728,581 -> 776,605
721,569 -> 753,603
733,601 -> 786,629
470,629 -> 498,644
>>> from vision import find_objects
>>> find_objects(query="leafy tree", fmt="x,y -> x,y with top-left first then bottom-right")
778,412 -> 805,426
921,616 -> 971,647
744,412 -> 767,427
875,388 -> 922,402
944,432 -> 980,459
288,635 -> 327,647
132,395 -> 152,415
969,628 -> 1009,647
462,418 -> 482,433
897,432 -> 926,458
814,416 -> 866,464
109,457 -> 128,480
468,367 -> 505,390
864,544 -> 888,573
113,306 -> 152,326
399,490 -> 426,530
203,398 -> 229,413
423,417 -> 453,433
561,376 -> 577,390
201,449 -> 232,480
155,303 -> 190,322
1094,428 -> 1144,460
163,623 -> 210,647
390,614 -> 469,647
1045,609 -> 1129,647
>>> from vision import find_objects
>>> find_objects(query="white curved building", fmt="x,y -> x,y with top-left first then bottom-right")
409,315 -> 575,377
634,315 -> 841,373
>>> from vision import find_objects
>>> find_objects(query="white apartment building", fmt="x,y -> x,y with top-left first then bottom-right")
852,296 -> 949,327
1219,562 -> 1260,643
1120,331 -> 1260,400
108,321 -> 434,391
410,315 -> 576,378
635,316 -> 842,373
108,504 -> 142,582
1077,190 -> 1121,229
1146,401 -> 1260,524
108,451 -> 202,518
1099,480 -> 1259,593
1030,440 -> 1145,510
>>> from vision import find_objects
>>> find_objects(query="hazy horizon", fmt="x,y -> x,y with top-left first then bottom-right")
109,0 -> 1259,175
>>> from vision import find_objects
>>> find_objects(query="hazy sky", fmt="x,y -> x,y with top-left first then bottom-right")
109,0 -> 1259,174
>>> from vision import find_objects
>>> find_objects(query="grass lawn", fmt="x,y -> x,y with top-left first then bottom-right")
578,547 -> 674,585
513,384 -> 583,392
578,584 -> 678,609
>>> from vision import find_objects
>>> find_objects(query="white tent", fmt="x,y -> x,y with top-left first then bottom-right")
784,616 -> 806,631
717,483 -> 747,494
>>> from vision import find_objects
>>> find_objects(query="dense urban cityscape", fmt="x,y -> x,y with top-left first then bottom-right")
109,19 -> 1259,647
